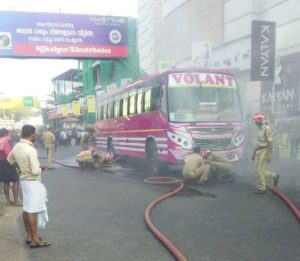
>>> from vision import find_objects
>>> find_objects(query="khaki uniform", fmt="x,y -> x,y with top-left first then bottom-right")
183,153 -> 210,182
80,132 -> 95,150
76,151 -> 108,169
206,152 -> 232,180
76,150 -> 93,163
43,131 -> 55,166
254,123 -> 276,191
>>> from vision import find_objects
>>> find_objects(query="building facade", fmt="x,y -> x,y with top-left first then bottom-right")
137,0 -> 300,116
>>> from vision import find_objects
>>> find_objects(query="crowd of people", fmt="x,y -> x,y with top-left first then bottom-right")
35,127 -> 94,150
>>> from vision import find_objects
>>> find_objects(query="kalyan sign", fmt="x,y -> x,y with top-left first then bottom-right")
168,73 -> 237,89
250,20 -> 276,81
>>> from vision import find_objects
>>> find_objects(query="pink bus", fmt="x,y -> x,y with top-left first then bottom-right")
95,68 -> 245,173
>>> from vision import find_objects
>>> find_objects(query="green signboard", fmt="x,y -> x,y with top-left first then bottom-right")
23,96 -> 33,107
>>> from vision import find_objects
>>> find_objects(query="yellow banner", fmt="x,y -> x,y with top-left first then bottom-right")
0,96 -> 40,109
72,100 -> 81,116
86,95 -> 95,113
61,105 -> 68,117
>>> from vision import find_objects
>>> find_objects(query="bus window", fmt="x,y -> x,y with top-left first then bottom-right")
120,99 -> 124,116
103,104 -> 107,120
145,90 -> 151,112
97,106 -> 101,121
151,86 -> 161,111
122,97 -> 128,116
100,105 -> 103,120
107,102 -> 113,119
129,94 -> 136,115
114,100 -> 120,118
137,92 -> 144,113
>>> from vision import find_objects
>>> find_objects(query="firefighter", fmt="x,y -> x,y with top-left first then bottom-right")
42,128 -> 55,167
251,112 -> 280,194
202,150 -> 235,182
80,127 -> 96,150
76,148 -> 113,170
183,146 -> 211,185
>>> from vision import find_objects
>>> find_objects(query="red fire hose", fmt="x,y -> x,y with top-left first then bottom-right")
267,185 -> 300,221
144,177 -> 188,261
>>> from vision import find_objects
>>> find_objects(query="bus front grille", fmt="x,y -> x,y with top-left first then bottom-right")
190,128 -> 233,133
193,138 -> 231,149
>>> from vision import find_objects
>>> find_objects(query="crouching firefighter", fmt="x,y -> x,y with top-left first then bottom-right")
201,150 -> 236,182
182,146 -> 211,185
76,148 -> 113,170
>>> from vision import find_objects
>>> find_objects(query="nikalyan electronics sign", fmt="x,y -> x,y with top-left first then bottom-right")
0,11 -> 128,58
251,20 -> 276,81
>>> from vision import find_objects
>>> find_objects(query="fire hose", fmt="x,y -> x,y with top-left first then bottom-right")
144,177 -> 188,261
39,156 -> 122,169
267,185 -> 300,221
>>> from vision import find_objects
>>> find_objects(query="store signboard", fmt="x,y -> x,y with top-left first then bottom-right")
251,20 -> 276,81
0,11 -> 128,58
158,61 -> 174,73
261,53 -> 300,116
0,96 -> 40,109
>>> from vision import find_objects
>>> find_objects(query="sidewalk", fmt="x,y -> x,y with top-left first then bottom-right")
0,201 -> 27,261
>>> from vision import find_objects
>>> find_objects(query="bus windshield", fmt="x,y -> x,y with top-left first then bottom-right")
167,72 -> 243,123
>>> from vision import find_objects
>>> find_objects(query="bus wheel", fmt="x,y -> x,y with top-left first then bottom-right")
107,140 -> 115,158
146,140 -> 160,176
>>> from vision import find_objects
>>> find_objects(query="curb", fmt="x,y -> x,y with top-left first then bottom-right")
267,185 -> 300,221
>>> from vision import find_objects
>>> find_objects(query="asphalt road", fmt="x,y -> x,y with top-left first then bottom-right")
20,147 -> 300,261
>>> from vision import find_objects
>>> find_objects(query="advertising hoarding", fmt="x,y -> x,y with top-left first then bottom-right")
0,11 -> 128,59
86,95 -> 96,113
72,100 -> 81,116
61,105 -> 68,117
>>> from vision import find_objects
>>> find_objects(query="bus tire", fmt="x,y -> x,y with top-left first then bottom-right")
145,139 -> 161,176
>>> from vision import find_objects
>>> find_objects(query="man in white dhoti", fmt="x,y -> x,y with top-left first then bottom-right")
7,125 -> 51,249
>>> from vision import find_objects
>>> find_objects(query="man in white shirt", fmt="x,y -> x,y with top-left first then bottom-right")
7,125 -> 51,249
